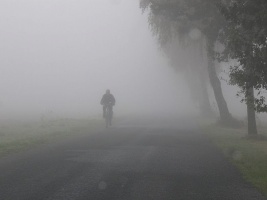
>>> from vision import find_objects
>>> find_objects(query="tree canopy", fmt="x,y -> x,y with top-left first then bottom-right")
140,0 -> 267,134
140,0 -> 236,125
218,0 -> 267,112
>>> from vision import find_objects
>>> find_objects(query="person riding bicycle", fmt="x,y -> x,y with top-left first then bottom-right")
100,89 -> 116,119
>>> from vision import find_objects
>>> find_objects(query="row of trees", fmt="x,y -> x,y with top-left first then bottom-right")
140,0 -> 267,135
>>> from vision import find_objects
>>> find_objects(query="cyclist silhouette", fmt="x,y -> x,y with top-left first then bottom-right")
100,89 -> 116,121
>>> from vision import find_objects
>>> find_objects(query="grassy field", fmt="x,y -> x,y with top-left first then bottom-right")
201,122 -> 267,196
0,118 -> 102,157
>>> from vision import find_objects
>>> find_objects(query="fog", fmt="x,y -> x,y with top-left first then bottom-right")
0,0 -> 261,122
0,0 -> 197,120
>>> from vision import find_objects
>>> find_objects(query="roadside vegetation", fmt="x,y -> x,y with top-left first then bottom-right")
0,118 -> 101,157
141,0 -> 267,195
202,121 -> 267,196
140,0 -> 267,135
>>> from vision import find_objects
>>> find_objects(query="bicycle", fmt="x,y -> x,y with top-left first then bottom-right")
104,103 -> 113,128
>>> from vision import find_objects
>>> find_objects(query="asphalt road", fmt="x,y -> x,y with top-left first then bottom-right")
0,117 -> 266,200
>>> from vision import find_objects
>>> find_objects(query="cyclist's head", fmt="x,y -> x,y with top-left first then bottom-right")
106,89 -> 110,94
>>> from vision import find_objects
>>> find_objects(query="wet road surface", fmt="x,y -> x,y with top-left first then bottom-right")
0,117 -> 266,200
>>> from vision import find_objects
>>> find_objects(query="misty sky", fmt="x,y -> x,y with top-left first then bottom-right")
0,0 -> 196,119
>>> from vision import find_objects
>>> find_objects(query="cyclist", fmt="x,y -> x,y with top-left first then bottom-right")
100,89 -> 116,122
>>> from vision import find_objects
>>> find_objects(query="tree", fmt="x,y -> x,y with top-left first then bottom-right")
218,0 -> 267,135
164,38 -> 214,117
140,0 -> 236,125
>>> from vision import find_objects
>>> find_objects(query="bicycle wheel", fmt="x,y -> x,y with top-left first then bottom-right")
105,108 -> 110,128
105,110 -> 109,128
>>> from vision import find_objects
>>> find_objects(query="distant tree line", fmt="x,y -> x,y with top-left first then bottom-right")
139,0 -> 267,136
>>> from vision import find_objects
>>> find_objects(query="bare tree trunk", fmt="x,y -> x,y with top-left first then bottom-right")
204,37 -> 236,125
246,85 -> 257,135
200,77 -> 214,117
190,40 -> 214,117
184,68 -> 211,115
207,55 -> 232,124
181,43 -> 213,117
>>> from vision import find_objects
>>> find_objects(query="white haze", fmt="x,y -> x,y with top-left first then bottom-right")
0,0 -> 195,120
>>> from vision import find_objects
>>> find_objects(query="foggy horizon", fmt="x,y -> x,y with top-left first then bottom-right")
1,1 -> 267,199
0,0 -> 263,121
0,0 -> 196,120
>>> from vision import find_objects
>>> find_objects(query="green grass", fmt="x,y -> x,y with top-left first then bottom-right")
0,118 -> 102,157
202,123 -> 267,196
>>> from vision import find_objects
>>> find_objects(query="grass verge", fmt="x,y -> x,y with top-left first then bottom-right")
0,118 -> 102,157
201,123 -> 267,196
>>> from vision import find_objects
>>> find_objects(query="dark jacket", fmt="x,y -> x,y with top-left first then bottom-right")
100,94 -> 116,106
